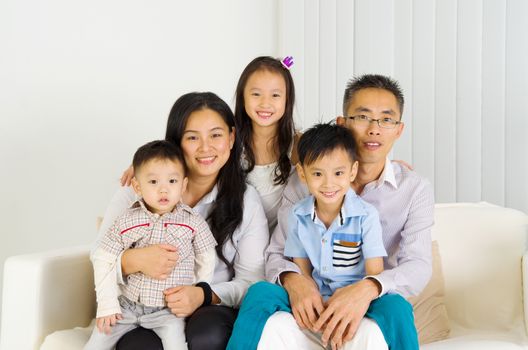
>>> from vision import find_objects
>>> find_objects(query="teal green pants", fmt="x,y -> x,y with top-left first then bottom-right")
226,281 -> 418,350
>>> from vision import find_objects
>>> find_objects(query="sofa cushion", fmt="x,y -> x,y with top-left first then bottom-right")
409,241 -> 450,344
432,203 -> 528,332
40,320 -> 93,350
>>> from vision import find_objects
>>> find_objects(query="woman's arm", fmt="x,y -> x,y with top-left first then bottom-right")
211,185 -> 269,307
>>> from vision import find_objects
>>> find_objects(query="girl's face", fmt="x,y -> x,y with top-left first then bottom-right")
181,108 -> 235,180
243,69 -> 287,129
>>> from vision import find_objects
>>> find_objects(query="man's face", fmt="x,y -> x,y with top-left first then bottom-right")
343,88 -> 404,166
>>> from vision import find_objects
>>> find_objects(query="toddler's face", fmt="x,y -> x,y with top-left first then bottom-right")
298,148 -> 358,209
243,69 -> 287,129
133,158 -> 187,215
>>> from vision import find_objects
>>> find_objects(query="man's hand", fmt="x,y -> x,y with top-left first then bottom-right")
164,285 -> 204,317
314,279 -> 380,349
122,244 -> 178,279
282,272 -> 324,330
96,313 -> 123,335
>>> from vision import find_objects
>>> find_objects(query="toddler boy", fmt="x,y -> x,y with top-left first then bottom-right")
85,140 -> 216,350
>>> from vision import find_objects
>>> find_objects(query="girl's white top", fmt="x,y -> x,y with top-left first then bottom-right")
246,162 -> 285,233
96,184 -> 268,308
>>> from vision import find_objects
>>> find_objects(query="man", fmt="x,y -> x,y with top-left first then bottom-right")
262,74 -> 434,349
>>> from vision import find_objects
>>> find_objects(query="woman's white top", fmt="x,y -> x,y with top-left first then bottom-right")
246,162 -> 285,233
96,184 -> 268,308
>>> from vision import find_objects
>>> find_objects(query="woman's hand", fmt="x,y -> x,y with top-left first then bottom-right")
122,244 -> 178,279
164,286 -> 205,317
96,313 -> 123,335
120,165 -> 134,186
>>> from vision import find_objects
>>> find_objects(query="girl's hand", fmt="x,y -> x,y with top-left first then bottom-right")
392,159 -> 413,170
122,244 -> 178,279
96,313 -> 123,335
120,165 -> 134,186
164,286 -> 204,317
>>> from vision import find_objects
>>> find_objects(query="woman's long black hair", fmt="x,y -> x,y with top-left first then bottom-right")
234,56 -> 295,185
165,92 -> 245,275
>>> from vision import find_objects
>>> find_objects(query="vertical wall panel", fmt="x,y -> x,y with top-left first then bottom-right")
354,0 -> 394,75
392,0 -> 414,164
481,0 -> 506,206
353,1 -> 373,74
456,0 -> 483,202
303,1 -> 320,128
434,0 -> 457,203
277,0 -> 305,129
336,0 -> 355,116
505,0 -> 528,212
319,0 -> 337,122
278,0 -> 528,214
412,0 -> 436,184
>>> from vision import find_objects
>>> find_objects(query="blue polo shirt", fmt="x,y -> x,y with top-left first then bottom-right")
284,188 -> 387,299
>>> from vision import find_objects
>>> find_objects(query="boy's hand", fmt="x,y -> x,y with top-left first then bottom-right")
314,279 -> 379,349
281,272 -> 324,330
120,165 -> 134,186
96,313 -> 123,335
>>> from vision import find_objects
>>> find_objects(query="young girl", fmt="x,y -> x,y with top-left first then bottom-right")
234,56 -> 298,232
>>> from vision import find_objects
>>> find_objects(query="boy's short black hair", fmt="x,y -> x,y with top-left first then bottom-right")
297,123 -> 357,166
132,140 -> 186,175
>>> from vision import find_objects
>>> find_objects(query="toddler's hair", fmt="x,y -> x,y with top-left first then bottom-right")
132,140 -> 186,175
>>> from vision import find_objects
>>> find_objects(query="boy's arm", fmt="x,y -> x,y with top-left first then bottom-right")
92,222 -> 126,318
364,257 -> 384,276
191,214 -> 218,284
92,247 -> 122,317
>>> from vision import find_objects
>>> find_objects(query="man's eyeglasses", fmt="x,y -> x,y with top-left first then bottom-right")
344,115 -> 402,129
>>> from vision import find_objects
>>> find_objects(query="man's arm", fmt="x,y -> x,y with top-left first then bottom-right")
371,180 -> 434,297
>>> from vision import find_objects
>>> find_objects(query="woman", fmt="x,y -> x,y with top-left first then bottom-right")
96,92 -> 268,349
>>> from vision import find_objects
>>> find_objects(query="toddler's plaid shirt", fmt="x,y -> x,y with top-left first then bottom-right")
98,200 -> 217,307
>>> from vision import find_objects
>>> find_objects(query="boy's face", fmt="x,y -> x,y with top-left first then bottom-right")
132,158 -> 187,215
297,148 -> 359,208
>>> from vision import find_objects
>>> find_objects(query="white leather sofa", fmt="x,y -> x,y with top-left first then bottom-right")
1,202 -> 528,350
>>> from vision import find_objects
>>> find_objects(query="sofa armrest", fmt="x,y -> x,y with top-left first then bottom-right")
522,251 -> 528,335
0,245 -> 95,350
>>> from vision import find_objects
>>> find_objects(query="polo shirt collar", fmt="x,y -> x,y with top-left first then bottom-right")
294,188 -> 368,226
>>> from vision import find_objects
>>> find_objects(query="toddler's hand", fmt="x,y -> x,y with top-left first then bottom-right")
96,313 -> 123,335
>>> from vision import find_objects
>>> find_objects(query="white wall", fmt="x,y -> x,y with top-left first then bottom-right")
279,0 -> 528,214
2,0 -> 528,333
0,0 -> 277,321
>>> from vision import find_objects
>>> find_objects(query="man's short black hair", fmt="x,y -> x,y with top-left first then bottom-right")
343,74 -> 404,117
297,123 -> 356,166
132,140 -> 186,175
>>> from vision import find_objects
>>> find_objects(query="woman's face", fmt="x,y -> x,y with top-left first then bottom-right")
181,108 -> 235,180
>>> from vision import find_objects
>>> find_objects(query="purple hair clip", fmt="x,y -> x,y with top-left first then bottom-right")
281,56 -> 294,69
